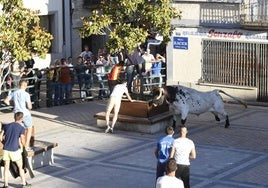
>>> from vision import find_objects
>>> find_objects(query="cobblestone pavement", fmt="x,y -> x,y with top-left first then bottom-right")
0,100 -> 267,188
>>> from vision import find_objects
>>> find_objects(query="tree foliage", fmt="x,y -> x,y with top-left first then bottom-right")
0,0 -> 53,61
80,0 -> 181,54
0,0 -> 53,94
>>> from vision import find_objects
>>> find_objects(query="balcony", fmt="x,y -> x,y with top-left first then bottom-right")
240,1 -> 268,27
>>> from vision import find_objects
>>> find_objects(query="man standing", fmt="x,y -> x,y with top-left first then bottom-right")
154,125 -> 174,180
80,45 -> 93,62
155,158 -> 184,188
4,80 -> 33,151
170,127 -> 196,188
105,81 -> 134,133
96,55 -> 107,99
0,112 -> 31,187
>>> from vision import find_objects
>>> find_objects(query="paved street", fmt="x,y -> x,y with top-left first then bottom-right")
0,100 -> 268,188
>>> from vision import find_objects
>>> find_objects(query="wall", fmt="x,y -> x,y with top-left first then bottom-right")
23,0 -> 64,69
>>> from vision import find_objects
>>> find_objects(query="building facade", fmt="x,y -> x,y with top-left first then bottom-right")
21,0 -> 268,101
23,0 -> 72,69
167,0 -> 268,101
71,0 -> 107,61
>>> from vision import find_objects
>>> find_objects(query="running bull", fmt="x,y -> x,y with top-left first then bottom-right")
152,86 -> 247,128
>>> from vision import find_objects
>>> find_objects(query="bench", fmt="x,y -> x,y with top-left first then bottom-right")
26,140 -> 58,170
0,122 -> 58,173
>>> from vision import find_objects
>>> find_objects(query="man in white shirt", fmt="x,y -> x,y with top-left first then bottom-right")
79,45 -> 93,61
170,127 -> 196,188
156,158 -> 184,188
96,55 -> 107,99
105,81 -> 134,133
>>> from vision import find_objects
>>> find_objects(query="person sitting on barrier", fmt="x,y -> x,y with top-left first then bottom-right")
152,54 -> 165,88
0,112 -> 32,188
80,45 -> 93,62
10,60 -> 26,89
142,48 -> 155,91
108,61 -> 125,94
105,80 -> 134,133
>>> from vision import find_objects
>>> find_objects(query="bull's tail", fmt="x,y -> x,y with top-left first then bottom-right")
219,90 -> 248,108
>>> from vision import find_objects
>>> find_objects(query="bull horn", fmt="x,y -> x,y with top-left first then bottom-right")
155,88 -> 164,100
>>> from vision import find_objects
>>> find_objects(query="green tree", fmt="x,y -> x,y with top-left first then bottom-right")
80,0 -> 181,54
0,0 -> 53,92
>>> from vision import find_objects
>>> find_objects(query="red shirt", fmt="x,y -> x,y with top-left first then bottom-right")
59,67 -> 71,83
108,65 -> 122,81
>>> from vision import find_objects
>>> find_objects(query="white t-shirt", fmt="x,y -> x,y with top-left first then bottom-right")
96,59 -> 107,74
172,137 -> 195,165
156,175 -> 184,188
110,84 -> 128,98
80,51 -> 93,61
142,53 -> 155,71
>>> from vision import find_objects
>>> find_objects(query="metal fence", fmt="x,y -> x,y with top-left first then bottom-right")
0,65 -> 166,111
202,40 -> 268,101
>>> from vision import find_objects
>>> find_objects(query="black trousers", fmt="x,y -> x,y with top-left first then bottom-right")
176,164 -> 190,188
156,162 -> 167,180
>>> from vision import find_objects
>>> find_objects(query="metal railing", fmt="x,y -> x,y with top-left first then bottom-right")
240,1 -> 268,26
202,40 -> 257,87
0,64 -> 166,111
202,40 -> 268,101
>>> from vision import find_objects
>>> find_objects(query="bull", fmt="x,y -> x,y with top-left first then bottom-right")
152,86 -> 247,128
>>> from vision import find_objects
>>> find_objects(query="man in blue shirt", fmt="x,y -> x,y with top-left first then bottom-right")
0,112 -> 31,188
4,80 -> 33,151
151,53 -> 165,87
154,125 -> 174,180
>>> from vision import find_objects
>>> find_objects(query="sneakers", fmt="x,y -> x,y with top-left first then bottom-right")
22,182 -> 31,188
105,126 -> 113,133
25,147 -> 34,152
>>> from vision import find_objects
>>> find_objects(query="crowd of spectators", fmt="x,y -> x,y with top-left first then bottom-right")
0,47 -> 42,109
1,44 -> 166,109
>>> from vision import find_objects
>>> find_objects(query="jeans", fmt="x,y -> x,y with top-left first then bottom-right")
97,74 -> 106,97
152,74 -> 163,87
110,56 -> 119,65
126,65 -> 135,93
49,82 -> 60,106
84,73 -> 92,89
60,82 -> 71,104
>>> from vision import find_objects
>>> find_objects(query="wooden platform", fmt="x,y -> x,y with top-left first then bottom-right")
94,111 -> 173,134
